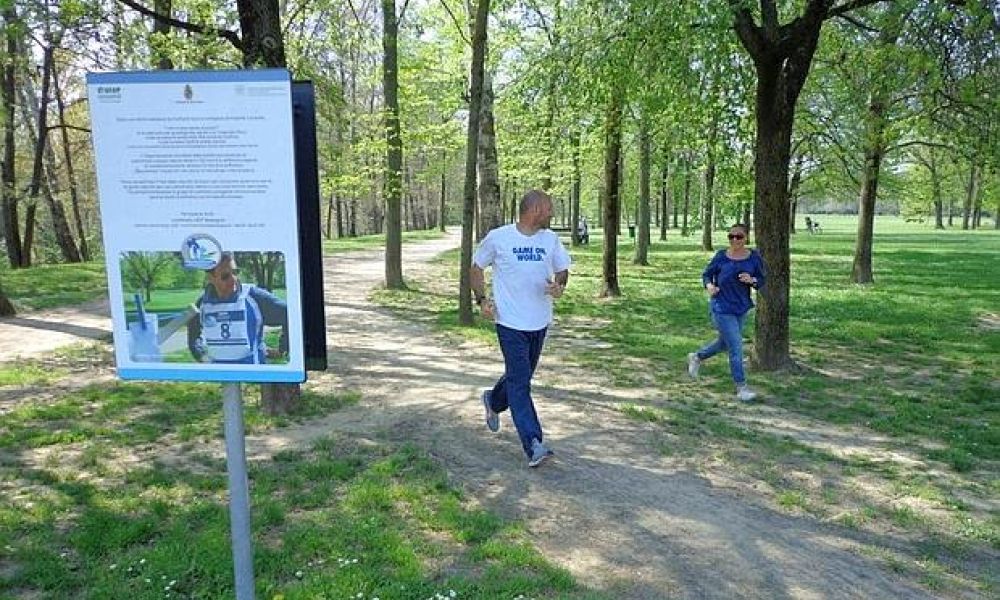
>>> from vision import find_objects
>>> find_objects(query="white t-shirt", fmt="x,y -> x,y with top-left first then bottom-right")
473,224 -> 572,331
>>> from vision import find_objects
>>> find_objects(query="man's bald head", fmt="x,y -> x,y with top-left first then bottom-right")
519,189 -> 552,217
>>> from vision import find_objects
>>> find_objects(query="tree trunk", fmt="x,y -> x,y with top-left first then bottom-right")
2,5 -> 25,268
324,192 -> 334,238
681,157 -> 691,237
788,157 -> 802,234
382,0 -> 404,289
671,166 -> 679,229
851,92 -> 887,284
509,182 -> 517,224
634,118 -> 650,265
701,143 -> 717,252
458,0 -> 490,326
660,153 -> 670,241
571,131 -> 581,246
236,0 -> 299,415
477,71 -> 501,238
851,146 -> 883,284
928,151 -> 944,229
22,44 -> 81,263
0,286 -> 13,316
540,88 -> 556,191
971,165 -> 983,229
600,91 -> 623,297
439,151 -> 447,231
237,0 -> 285,68
52,57 -> 90,260
732,1 -> 829,371
962,162 -> 977,230
750,63 -> 798,368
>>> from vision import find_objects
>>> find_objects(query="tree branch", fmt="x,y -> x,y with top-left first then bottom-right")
886,139 -> 954,154
46,123 -> 91,135
760,0 -> 779,37
437,0 -> 470,46
116,0 -> 242,50
827,0 -> 888,20
524,0 -> 555,45
399,0 -> 413,27
835,12 -> 880,33
728,0 -> 765,59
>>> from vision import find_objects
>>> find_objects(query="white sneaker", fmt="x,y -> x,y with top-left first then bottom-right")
528,438 -> 554,468
687,353 -> 701,378
736,384 -> 757,402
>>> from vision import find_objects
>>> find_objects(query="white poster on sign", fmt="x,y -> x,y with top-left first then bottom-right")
87,69 -> 305,383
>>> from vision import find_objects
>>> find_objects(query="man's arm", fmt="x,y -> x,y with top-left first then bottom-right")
250,287 -> 289,353
186,296 -> 206,361
547,269 -> 569,298
470,264 -> 487,305
470,263 -> 496,319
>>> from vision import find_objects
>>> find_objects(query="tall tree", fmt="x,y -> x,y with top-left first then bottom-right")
477,70 -> 502,238
729,0 -> 886,369
2,4 -> 26,268
234,0 -> 300,415
382,0 -> 404,289
634,116 -> 650,265
0,283 -> 13,316
22,33 -> 81,263
659,153 -> 670,241
600,89 -> 623,297
51,59 -> 90,260
701,124 -> 718,252
570,130 -> 582,246
850,6 -> 912,284
458,0 -> 490,325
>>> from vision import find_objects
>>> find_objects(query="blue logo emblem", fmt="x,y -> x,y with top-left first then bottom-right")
181,234 -> 222,270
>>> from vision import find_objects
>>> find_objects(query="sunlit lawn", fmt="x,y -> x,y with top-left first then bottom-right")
0,344 -> 600,599
322,228 -> 445,254
0,262 -> 108,312
373,214 -> 1000,594
0,229 -> 446,314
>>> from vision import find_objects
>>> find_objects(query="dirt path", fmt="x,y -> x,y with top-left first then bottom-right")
0,299 -> 111,361
251,232 -> 935,600
2,235 -> 940,598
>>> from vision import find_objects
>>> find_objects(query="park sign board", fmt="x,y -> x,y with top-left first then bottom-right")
87,69 -> 306,383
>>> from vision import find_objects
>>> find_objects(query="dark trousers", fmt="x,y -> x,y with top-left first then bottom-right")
488,324 -> 547,457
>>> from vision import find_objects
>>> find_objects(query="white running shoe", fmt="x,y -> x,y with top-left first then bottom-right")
736,384 -> 757,402
687,353 -> 701,379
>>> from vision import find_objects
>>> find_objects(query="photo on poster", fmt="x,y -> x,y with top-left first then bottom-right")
120,249 -> 290,366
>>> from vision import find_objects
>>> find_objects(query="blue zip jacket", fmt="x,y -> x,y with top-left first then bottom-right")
187,283 -> 288,363
701,249 -> 766,316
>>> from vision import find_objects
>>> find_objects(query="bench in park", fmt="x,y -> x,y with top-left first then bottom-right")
551,225 -> 589,244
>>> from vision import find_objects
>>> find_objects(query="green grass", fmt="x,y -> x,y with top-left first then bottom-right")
0,350 -> 599,599
371,215 -> 1000,593
324,229 -> 446,254
0,261 -> 108,311
0,229 -> 444,314
0,362 -> 68,386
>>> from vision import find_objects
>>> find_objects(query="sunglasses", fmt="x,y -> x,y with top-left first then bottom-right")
727,234 -> 745,240
218,268 -> 240,282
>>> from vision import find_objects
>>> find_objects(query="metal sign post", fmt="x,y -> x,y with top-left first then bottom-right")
222,382 -> 255,600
